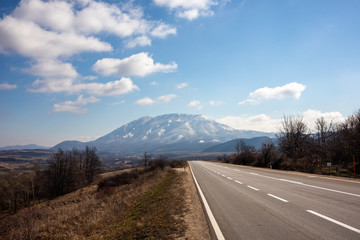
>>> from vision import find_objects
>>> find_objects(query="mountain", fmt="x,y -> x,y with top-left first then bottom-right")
53,113 -> 275,154
0,144 -> 49,151
202,136 -> 278,153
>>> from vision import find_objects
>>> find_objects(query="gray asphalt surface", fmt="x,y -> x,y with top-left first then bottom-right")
189,161 -> 360,240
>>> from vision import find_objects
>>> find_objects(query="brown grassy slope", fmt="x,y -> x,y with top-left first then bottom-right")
0,164 -> 210,240
0,168 -> 168,240
97,169 -> 186,240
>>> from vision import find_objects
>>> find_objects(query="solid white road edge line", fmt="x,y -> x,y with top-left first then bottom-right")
267,194 -> 289,202
247,185 -> 259,191
306,210 -> 360,234
189,163 -> 226,240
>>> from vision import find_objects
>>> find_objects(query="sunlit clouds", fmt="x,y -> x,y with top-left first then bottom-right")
0,0 -> 177,113
93,52 -> 177,77
53,95 -> 100,114
135,94 -> 177,106
218,110 -> 345,133
239,82 -> 306,105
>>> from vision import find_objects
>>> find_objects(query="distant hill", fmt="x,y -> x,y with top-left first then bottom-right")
202,136 -> 278,153
0,144 -> 49,151
52,113 -> 275,154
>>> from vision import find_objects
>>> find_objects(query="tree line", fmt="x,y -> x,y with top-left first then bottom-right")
219,109 -> 360,175
0,146 -> 101,213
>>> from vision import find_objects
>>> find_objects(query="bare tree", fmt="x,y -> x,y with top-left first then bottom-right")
84,146 -> 101,184
277,116 -> 310,165
235,139 -> 241,157
261,141 -> 276,167
233,140 -> 256,165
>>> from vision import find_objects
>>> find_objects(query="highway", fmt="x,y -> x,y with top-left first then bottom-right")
189,161 -> 360,240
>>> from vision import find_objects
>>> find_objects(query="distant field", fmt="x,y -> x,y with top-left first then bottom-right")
0,149 -> 52,172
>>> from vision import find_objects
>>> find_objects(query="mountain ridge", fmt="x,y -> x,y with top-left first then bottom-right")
52,113 -> 275,153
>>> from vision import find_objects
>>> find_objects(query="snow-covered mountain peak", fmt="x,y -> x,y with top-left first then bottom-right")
54,113 -> 275,153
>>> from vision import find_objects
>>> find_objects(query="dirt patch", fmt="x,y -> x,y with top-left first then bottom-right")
175,167 -> 211,240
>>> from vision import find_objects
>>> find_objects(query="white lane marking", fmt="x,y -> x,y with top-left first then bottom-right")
250,173 -> 260,176
221,174 -> 226,177
207,163 -> 360,198
300,183 -> 360,198
247,186 -> 259,191
279,179 -> 303,184
227,177 -> 233,180
235,180 -> 243,184
189,163 -> 226,240
267,194 -> 289,203
306,210 -> 360,234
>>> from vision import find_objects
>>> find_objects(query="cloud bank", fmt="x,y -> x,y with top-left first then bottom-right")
217,109 -> 345,132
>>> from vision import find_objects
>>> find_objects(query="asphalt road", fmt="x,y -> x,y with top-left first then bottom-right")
189,161 -> 360,240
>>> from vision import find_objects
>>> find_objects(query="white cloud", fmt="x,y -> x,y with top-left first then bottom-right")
24,60 -> 78,78
217,109 -> 345,133
0,16 -> 112,60
0,83 -> 17,90
74,78 -> 139,96
125,36 -> 152,49
303,109 -> 345,131
150,23 -> 177,38
176,82 -> 188,89
31,77 -> 139,96
53,95 -> 100,114
135,97 -> 155,105
217,114 -> 280,132
0,0 -> 177,99
11,0 -> 176,39
150,81 -> 159,85
111,100 -> 125,105
239,82 -> 306,104
153,0 -> 218,20
93,52 -> 177,77
187,100 -> 203,109
157,94 -> 177,103
135,94 -> 177,105
12,0 -> 75,33
209,100 -> 223,106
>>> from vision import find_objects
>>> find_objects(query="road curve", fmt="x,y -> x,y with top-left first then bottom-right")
189,161 -> 360,240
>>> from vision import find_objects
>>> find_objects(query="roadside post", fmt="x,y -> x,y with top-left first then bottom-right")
327,162 -> 331,175
354,155 -> 356,179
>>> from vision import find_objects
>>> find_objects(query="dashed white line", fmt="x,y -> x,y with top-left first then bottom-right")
221,174 -> 226,177
235,180 -> 243,184
306,210 -> 360,234
267,194 -> 289,203
208,163 -> 360,198
247,185 -> 259,191
227,177 -> 233,180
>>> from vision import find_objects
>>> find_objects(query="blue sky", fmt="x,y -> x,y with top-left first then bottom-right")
1,0 -> 359,147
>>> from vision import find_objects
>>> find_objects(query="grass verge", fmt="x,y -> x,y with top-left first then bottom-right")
98,169 -> 186,240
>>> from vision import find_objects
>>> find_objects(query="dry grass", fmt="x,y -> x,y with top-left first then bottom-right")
0,167 -> 169,240
97,169 -> 186,240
